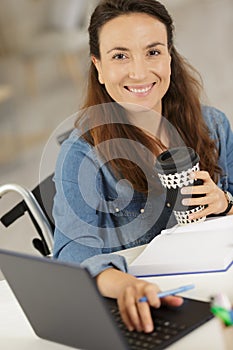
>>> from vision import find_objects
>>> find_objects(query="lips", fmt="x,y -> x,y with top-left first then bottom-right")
125,83 -> 155,94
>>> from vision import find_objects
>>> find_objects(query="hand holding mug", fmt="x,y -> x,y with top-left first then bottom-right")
181,170 -> 229,220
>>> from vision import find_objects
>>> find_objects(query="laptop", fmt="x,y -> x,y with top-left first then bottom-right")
0,249 -> 214,350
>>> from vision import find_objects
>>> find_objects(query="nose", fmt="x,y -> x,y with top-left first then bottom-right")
128,57 -> 147,80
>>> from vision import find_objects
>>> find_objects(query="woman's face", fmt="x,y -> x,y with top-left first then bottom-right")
92,13 -> 171,114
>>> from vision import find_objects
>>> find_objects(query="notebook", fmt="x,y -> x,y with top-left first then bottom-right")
0,249 -> 214,350
129,216 -> 233,277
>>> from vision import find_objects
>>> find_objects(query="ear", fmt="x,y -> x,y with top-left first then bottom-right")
168,54 -> 172,76
92,56 -> 104,85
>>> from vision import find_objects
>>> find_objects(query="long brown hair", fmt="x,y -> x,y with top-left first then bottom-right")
75,0 -> 220,192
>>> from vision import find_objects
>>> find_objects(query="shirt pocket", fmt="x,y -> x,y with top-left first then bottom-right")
106,196 -> 155,245
108,196 -> 152,220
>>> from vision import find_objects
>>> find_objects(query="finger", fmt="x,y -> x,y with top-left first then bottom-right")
127,304 -> 143,332
128,284 -> 160,333
190,170 -> 210,181
118,291 -> 138,332
181,184 -> 212,196
184,186 -> 221,213
137,300 -> 154,333
182,195 -> 209,207
123,289 -> 143,332
119,307 -> 135,331
142,285 -> 161,308
161,295 -> 184,307
137,286 -> 162,333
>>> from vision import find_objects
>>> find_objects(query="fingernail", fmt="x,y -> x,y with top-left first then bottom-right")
145,324 -> 153,333
181,187 -> 187,194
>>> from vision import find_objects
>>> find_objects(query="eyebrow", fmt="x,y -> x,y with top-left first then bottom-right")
106,42 -> 166,54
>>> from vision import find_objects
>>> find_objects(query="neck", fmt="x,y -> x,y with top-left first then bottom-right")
126,108 -> 169,147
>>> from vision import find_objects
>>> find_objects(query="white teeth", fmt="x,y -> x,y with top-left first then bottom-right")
128,85 -> 152,93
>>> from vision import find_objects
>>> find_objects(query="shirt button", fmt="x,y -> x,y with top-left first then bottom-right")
115,208 -> 120,213
140,208 -> 145,213
166,202 -> 171,208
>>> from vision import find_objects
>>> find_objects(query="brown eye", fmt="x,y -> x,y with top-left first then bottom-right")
113,53 -> 127,60
148,49 -> 160,56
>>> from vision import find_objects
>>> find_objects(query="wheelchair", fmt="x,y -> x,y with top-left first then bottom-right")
0,129 -> 72,257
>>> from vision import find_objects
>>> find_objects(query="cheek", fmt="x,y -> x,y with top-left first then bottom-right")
156,60 -> 171,79
168,62 -> 171,77
102,67 -> 124,87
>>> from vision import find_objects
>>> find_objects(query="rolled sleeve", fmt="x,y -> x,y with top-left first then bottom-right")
80,253 -> 128,277
53,230 -> 128,277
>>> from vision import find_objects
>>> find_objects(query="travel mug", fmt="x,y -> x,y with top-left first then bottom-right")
155,147 -> 205,225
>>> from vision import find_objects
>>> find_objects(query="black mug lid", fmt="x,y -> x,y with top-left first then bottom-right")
155,147 -> 200,175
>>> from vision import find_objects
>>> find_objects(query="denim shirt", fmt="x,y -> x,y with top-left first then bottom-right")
52,106 -> 233,276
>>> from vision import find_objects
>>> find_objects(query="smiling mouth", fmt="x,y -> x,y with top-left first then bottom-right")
124,83 -> 155,94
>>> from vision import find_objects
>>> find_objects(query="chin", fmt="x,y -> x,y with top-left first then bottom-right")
118,101 -> 155,114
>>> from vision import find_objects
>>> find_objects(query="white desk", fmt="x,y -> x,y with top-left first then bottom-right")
0,258 -> 233,350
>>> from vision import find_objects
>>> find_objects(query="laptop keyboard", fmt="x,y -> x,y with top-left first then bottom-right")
110,306 -> 188,350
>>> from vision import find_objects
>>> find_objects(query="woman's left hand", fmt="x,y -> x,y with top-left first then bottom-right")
181,170 -> 228,220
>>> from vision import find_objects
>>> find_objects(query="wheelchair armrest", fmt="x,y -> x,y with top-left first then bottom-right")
0,183 -> 54,255
1,201 -> 27,227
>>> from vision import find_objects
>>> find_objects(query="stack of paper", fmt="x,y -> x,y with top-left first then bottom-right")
129,216 -> 233,277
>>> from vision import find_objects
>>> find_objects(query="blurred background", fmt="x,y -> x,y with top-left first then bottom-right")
0,0 -> 233,261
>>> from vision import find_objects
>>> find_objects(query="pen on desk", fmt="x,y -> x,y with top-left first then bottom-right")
138,284 -> 195,303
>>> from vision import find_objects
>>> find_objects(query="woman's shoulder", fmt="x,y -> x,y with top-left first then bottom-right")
55,128 -> 98,180
202,105 -> 226,121
201,105 -> 231,134
61,128 -> 92,151
58,128 -> 97,163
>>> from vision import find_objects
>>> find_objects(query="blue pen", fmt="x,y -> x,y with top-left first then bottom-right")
139,284 -> 195,303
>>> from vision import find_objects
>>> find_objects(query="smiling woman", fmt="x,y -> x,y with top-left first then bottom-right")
52,0 -> 233,334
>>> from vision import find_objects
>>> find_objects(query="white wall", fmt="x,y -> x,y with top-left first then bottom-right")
0,0 -> 46,53
0,0 -> 97,53
163,0 -> 233,126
